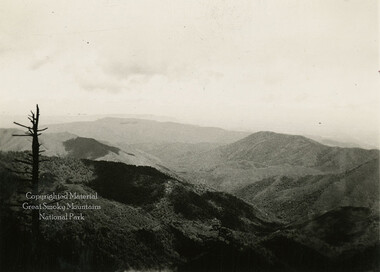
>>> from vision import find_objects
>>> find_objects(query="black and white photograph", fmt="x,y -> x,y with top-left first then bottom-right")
0,1 -> 379,271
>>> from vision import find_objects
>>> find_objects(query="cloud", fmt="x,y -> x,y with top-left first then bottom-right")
78,74 -> 124,93
73,54 -> 171,93
76,60 -> 168,93
76,67 -> 125,93
103,62 -> 164,80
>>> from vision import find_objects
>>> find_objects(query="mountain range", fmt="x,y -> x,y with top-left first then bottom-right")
0,117 -> 378,271
149,130 -> 379,222
166,131 -> 379,189
46,117 -> 250,144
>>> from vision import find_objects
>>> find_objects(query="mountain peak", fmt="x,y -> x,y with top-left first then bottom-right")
234,131 -> 322,148
219,131 -> 378,171
63,137 -> 120,160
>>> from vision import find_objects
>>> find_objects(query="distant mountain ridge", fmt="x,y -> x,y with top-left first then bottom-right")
306,134 -> 379,150
2,114 -> 376,149
219,131 -> 378,171
46,117 -> 251,144
166,131 -> 379,190
146,131 -> 380,225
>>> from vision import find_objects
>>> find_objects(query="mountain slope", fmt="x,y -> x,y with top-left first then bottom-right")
295,206 -> 378,248
220,131 -> 378,171
132,142 -> 222,168
169,131 -> 379,192
259,207 -> 379,272
0,152 -> 280,271
235,158 -> 379,222
63,137 -> 120,159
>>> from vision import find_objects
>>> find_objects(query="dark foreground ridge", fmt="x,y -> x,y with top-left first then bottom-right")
0,151 -> 378,271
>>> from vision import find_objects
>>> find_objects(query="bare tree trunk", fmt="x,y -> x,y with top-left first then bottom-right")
31,105 -> 40,252
13,104 -> 48,268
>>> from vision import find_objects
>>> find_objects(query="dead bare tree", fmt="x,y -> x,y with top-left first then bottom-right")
12,104 -> 48,254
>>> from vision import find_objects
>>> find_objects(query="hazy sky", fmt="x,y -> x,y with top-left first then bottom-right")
0,0 -> 379,145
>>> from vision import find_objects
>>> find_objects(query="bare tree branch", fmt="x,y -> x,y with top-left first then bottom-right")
12,134 -> 33,137
13,122 -> 32,130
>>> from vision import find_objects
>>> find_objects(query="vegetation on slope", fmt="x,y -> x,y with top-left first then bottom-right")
0,151 -> 378,271
235,158 -> 379,223
161,131 -> 379,193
